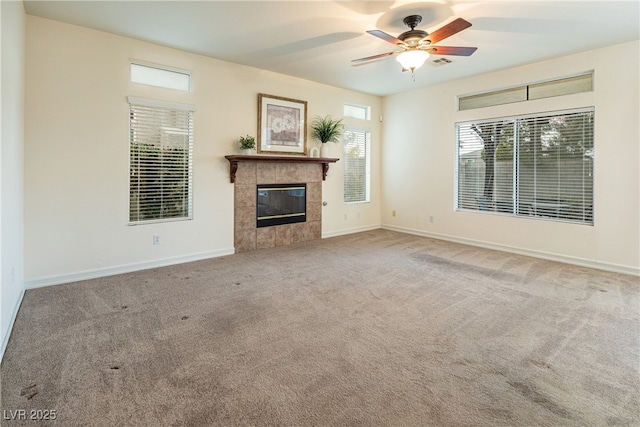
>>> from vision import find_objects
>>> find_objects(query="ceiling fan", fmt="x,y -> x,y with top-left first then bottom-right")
352,15 -> 477,77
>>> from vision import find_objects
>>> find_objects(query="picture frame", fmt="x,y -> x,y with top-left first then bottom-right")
257,93 -> 307,155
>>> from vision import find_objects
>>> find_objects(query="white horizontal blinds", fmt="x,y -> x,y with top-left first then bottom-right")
456,108 -> 594,224
457,120 -> 516,213
129,101 -> 194,223
516,109 -> 594,223
344,129 -> 371,203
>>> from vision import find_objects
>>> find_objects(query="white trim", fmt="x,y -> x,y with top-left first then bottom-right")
127,96 -> 196,112
381,224 -> 639,277
24,248 -> 234,289
323,224 -> 381,239
456,106 -> 594,127
0,288 -> 25,363
22,225 -> 637,290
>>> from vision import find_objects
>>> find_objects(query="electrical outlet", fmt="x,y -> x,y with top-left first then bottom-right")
344,213 -> 348,220
429,216 -> 434,223
153,235 -> 160,245
392,210 -> 396,217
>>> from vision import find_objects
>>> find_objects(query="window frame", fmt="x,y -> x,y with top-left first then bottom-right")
343,127 -> 371,204
130,61 -> 193,92
128,96 -> 195,225
455,107 -> 595,225
458,71 -> 593,111
343,103 -> 371,121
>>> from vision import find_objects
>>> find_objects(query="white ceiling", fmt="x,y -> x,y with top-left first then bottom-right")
23,0 -> 640,96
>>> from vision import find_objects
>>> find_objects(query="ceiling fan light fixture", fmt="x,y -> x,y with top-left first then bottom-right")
396,50 -> 430,71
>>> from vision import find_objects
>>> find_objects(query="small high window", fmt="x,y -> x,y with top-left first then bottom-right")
458,72 -> 593,111
344,103 -> 371,121
130,61 -> 192,92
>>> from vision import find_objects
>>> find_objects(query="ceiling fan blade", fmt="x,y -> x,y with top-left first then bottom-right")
367,30 -> 404,46
351,51 -> 397,63
424,18 -> 472,45
427,46 -> 477,56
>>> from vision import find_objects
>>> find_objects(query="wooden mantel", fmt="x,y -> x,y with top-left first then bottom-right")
225,155 -> 339,183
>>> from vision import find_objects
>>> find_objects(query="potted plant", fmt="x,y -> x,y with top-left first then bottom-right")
239,135 -> 255,155
310,115 -> 343,157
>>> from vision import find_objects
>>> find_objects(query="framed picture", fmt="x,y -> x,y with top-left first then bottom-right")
258,94 -> 307,155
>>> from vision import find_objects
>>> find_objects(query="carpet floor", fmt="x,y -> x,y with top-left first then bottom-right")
1,229 -> 638,426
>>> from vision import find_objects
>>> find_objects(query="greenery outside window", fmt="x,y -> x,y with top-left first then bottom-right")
456,107 -> 594,224
129,97 -> 194,224
344,128 -> 371,204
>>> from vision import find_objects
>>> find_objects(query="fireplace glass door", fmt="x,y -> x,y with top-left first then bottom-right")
257,184 -> 306,227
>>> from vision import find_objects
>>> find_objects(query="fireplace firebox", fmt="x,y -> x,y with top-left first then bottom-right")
257,184 -> 306,228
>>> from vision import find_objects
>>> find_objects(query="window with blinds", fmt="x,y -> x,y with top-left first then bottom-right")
456,108 -> 594,224
344,128 -> 371,204
129,98 -> 194,224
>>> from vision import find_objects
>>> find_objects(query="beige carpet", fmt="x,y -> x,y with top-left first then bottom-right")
1,229 -> 638,426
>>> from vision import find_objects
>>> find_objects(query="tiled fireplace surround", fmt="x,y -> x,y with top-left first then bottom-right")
232,160 -> 324,253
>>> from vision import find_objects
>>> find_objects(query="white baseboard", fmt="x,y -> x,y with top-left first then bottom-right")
1,288 -> 25,364
382,224 -> 640,277
22,225 -> 639,289
323,225 -> 381,239
24,248 -> 235,289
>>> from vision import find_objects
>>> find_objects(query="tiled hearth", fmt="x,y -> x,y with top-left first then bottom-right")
231,159 -> 325,253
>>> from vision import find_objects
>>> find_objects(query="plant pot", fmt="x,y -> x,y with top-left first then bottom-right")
320,144 -> 330,158
241,149 -> 252,155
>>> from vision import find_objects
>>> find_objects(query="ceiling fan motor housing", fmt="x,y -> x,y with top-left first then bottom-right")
399,15 -> 429,46
398,29 -> 429,46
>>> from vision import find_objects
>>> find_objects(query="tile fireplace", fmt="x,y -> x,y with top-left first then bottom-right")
226,155 -> 338,253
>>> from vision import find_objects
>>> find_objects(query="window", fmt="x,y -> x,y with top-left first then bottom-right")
344,103 -> 371,120
129,97 -> 194,224
344,128 -> 371,203
456,108 -> 594,224
458,72 -> 593,111
130,61 -> 192,92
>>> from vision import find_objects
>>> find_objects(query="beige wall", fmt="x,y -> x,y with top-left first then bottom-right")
24,16 -> 381,286
381,40 -> 640,274
22,15 -> 639,285
1,0 -> 26,358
